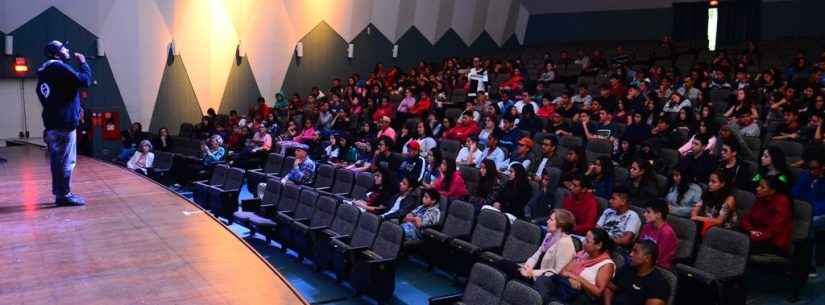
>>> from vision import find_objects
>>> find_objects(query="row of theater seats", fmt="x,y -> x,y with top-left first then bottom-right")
185,153 -> 811,303
232,179 -> 404,303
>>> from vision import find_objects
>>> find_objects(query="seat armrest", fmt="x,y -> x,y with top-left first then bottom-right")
334,192 -> 350,197
240,198 -> 262,211
428,294 -> 464,305
309,225 -> 329,232
249,168 -> 263,174
293,217 -> 310,224
316,186 -> 331,191
674,263 -> 717,285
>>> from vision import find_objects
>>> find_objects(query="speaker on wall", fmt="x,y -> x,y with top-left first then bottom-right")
4,35 -> 13,55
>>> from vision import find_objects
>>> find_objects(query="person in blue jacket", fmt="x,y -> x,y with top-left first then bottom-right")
36,40 -> 92,206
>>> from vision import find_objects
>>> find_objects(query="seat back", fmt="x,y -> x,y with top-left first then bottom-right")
792,200 -> 812,242
657,267 -> 678,305
442,200 -> 476,239
261,178 -> 283,205
222,167 -> 246,190
769,140 -> 804,163
310,196 -> 338,228
658,149 -> 680,174
586,138 -> 612,161
462,263 -> 507,305
329,203 -> 361,236
153,152 -> 174,171
595,196 -> 609,216
499,280 -> 542,305
470,210 -> 510,250
559,135 -> 583,149
666,216 -> 696,260
501,220 -> 543,262
371,221 -> 403,260
314,163 -> 336,189
179,123 -> 194,137
351,212 -> 381,248
459,166 -> 480,195
263,153 -> 285,174
695,228 -> 750,279
277,183 -> 301,212
208,165 -> 230,186
732,188 -> 756,214
654,174 -> 668,196
350,172 -> 374,201
331,168 -> 355,195
294,189 -> 319,219
279,156 -> 296,177
613,167 -> 629,187
439,139 -> 462,157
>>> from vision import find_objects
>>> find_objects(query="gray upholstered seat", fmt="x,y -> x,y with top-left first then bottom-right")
499,280 -> 542,305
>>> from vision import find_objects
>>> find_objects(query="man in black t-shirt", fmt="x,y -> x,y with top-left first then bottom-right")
605,239 -> 670,305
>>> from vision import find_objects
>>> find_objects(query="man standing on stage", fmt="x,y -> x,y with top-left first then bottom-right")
36,41 -> 92,206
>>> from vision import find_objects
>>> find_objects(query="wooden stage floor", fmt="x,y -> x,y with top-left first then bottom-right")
0,145 -> 308,305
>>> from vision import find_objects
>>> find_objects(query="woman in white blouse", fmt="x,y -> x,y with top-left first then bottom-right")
127,140 -> 155,175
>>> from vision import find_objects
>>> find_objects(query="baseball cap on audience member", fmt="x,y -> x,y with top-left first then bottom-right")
44,40 -> 69,58
406,141 -> 420,152
518,137 -> 534,149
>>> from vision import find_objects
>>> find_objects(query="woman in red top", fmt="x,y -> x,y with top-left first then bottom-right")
409,92 -> 433,117
443,112 -> 480,142
432,158 -> 469,200
499,68 -> 525,92
371,96 -> 395,123
537,96 -> 556,119
740,175 -> 793,254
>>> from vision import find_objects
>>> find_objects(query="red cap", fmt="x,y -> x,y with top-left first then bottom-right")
406,140 -> 420,151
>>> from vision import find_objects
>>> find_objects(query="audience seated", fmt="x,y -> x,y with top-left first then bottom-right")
126,140 -> 155,175
587,156 -> 615,199
401,188 -> 441,241
639,199 -> 678,269
533,228 -> 615,304
598,188 -> 642,250
468,159 -> 501,208
664,168 -> 702,218
604,240 -> 671,305
353,168 -> 398,214
282,144 -> 315,185
430,158 -> 468,200
456,136 -> 482,167
563,175 -> 598,236
741,175 -> 793,255
152,127 -> 173,152
493,163 -> 533,219
625,159 -> 659,206
691,171 -> 738,236
381,177 -> 418,220
517,209 -> 577,280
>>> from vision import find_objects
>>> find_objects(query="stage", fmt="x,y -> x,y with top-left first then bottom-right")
0,145 -> 308,305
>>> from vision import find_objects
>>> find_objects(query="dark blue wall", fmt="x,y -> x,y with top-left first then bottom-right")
396,27 -> 433,69
219,55 -> 263,115
524,7 -> 674,45
761,0 -> 825,40
150,55 -> 203,135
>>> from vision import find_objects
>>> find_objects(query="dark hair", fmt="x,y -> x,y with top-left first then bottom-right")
589,227 -> 615,253
635,239 -> 659,265
422,187 -> 442,204
760,146 -> 793,184
647,198 -> 670,220
440,158 -> 457,192
594,156 -> 614,179
668,168 -> 691,204
695,133 -> 710,146
632,159 -> 656,183
702,170 -> 733,213
760,175 -> 789,195
723,139 -> 740,153
478,159 -> 500,197
509,163 -> 531,192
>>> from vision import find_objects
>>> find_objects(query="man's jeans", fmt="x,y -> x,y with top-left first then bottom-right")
45,129 -> 76,198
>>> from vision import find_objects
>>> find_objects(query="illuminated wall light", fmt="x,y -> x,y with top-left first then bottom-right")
707,7 -> 718,51
4,35 -> 12,55
392,45 -> 399,58
296,42 -> 303,58
347,43 -> 354,59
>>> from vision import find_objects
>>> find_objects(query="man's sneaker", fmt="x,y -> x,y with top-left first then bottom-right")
56,194 -> 86,206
